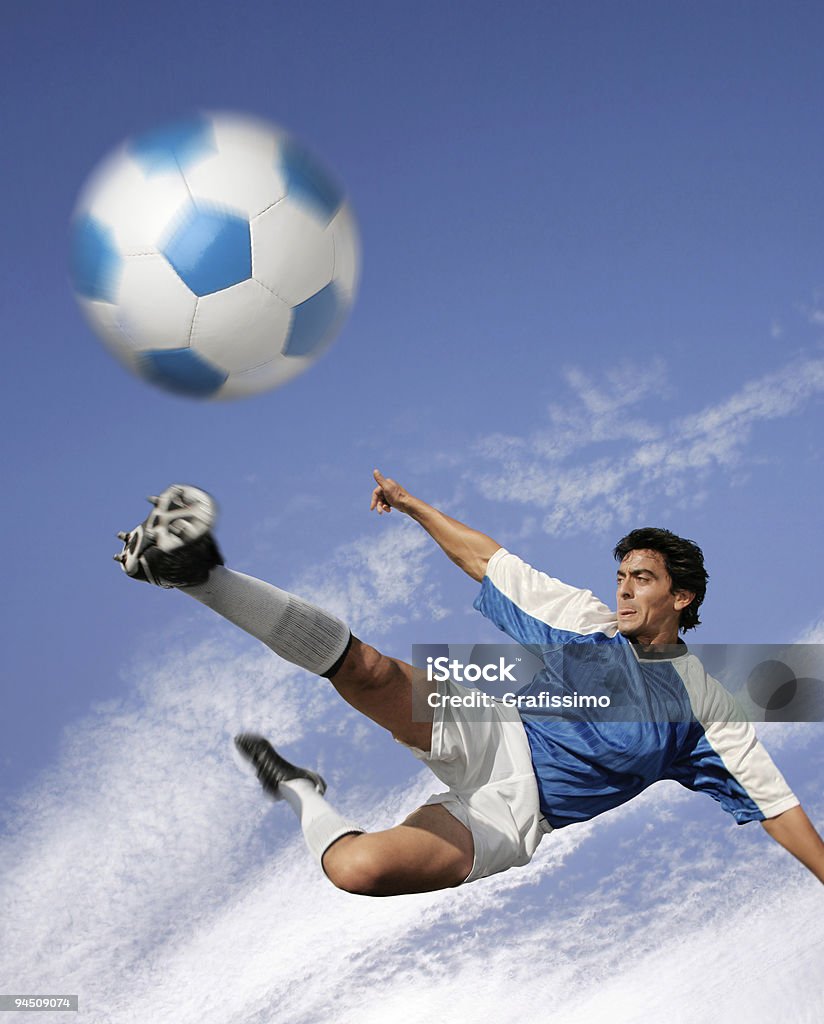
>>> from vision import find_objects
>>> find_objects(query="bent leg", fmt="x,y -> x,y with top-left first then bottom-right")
321,803 -> 474,896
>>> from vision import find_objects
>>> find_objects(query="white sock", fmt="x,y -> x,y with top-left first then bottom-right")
183,566 -> 351,676
280,778 -> 363,865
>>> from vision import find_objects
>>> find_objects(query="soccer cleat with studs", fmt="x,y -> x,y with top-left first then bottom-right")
234,734 -> 327,797
113,484 -> 223,588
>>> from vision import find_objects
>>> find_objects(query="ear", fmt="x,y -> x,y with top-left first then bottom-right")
673,589 -> 695,611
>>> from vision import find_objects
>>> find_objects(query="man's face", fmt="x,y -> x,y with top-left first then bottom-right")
615,549 -> 694,645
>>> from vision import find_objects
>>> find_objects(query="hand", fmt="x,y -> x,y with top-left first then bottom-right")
370,469 -> 413,515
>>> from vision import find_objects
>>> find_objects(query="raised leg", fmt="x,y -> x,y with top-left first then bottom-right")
119,489 -> 476,893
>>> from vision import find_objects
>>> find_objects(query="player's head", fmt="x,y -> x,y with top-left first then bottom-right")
612,527 -> 708,638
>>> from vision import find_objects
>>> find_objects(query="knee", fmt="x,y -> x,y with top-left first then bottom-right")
337,638 -> 400,693
322,837 -> 388,897
352,638 -> 390,678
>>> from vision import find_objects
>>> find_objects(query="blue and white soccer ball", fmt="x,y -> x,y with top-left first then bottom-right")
70,112 -> 359,400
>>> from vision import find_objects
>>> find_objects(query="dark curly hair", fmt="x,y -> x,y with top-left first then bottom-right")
612,527 -> 709,633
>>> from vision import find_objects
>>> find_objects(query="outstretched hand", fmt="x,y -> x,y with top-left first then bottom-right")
370,469 -> 413,515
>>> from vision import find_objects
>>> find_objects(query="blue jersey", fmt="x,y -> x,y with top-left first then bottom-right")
474,549 -> 798,829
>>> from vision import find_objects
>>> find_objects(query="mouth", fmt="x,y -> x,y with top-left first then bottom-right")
618,609 -> 637,618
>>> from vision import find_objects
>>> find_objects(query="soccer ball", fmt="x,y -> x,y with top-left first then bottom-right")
69,112 -> 359,400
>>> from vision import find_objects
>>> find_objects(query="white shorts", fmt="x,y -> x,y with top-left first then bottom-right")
403,675 -> 552,883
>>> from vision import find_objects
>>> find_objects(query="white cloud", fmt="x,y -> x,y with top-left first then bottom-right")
292,518 -> 448,634
471,353 -> 824,535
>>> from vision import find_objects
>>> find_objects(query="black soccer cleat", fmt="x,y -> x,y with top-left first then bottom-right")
234,734 -> 327,797
113,484 -> 223,588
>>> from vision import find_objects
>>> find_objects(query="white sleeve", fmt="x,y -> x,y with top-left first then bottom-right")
679,657 -> 799,819
484,548 -> 618,637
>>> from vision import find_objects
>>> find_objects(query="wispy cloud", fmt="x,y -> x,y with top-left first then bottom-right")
293,518 -> 449,634
470,353 -> 824,535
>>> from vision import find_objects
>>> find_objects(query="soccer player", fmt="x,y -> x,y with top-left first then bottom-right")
115,474 -> 824,894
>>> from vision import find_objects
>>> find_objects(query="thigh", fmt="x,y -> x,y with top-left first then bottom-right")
328,636 -> 436,751
322,802 -> 474,896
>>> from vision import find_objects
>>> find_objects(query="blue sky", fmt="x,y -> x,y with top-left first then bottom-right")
2,2 -> 824,1021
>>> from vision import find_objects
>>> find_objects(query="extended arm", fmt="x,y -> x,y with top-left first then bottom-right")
370,470 -> 500,582
761,805 -> 824,884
